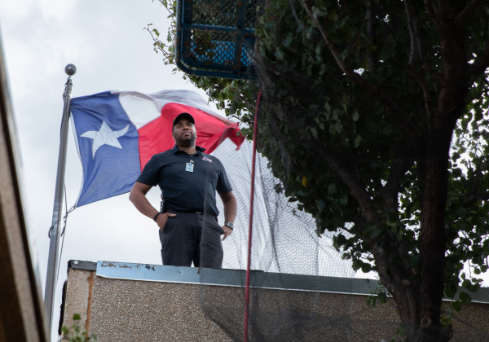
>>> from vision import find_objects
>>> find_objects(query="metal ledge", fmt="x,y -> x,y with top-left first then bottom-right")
66,260 -> 489,304
68,260 -> 96,271
95,260 -> 380,296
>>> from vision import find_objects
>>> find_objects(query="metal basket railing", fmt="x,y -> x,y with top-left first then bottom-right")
175,0 -> 260,79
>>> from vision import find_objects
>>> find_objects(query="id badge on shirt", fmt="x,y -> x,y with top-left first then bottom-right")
186,162 -> 194,172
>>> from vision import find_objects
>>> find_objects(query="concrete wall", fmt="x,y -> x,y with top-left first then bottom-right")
61,264 -> 489,342
0,30 -> 48,342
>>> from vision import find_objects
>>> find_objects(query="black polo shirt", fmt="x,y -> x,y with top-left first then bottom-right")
136,145 -> 232,217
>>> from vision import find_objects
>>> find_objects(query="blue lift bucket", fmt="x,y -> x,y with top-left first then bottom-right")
175,0 -> 259,79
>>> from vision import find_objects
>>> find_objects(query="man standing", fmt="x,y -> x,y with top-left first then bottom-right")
129,112 -> 237,269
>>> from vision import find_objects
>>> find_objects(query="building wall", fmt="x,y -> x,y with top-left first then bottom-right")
62,266 -> 489,342
0,29 -> 48,342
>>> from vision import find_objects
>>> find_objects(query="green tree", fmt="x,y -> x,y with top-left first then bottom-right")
149,1 -> 489,341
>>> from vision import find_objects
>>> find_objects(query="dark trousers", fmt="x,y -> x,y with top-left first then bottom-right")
159,211 -> 224,268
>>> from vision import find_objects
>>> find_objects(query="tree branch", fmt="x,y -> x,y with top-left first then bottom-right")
404,0 -> 424,66
436,0 -> 452,20
455,0 -> 483,26
382,145 -> 415,213
301,0 -> 414,135
462,193 -> 489,208
288,0 -> 303,28
347,216 -> 409,294
305,140 -> 381,223
365,0 -> 377,73
423,0 -> 444,30
213,85 -> 254,107
303,135 -> 412,302
407,66 -> 433,117
422,65 -> 445,85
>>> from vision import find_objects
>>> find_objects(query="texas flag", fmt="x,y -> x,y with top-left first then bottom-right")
70,89 -> 244,207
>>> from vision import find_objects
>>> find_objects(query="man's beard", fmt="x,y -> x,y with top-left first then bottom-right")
176,131 -> 196,147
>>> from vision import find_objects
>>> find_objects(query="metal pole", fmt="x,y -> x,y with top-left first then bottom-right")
244,89 -> 261,342
44,64 -> 76,332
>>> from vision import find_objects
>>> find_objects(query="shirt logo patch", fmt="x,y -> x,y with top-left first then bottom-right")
202,157 -> 213,163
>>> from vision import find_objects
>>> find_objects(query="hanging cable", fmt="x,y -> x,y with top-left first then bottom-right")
56,185 -> 75,281
244,89 -> 262,342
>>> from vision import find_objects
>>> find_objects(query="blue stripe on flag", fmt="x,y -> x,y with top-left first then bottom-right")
71,92 -> 141,207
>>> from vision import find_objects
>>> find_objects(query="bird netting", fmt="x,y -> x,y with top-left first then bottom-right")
170,0 -> 489,341
199,138 -> 360,341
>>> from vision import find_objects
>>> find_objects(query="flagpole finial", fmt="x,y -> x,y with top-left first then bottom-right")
65,64 -> 76,76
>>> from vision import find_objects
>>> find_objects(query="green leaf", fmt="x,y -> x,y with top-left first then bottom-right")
475,109 -> 483,121
315,44 -> 321,57
367,296 -> 377,308
282,34 -> 293,47
73,313 -> 81,321
445,282 -> 457,299
274,49 -> 284,60
328,183 -> 336,195
311,127 -> 318,139
378,291 -> 387,304
459,292 -> 471,305
324,102 -> 331,112
361,263 -> 371,273
354,135 -> 361,148
316,199 -> 326,212
452,300 -> 462,312
352,111 -> 359,122
441,314 -> 452,326
328,11 -> 338,22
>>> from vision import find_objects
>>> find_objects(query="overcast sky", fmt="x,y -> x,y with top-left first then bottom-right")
0,1 -> 211,338
0,0 -> 363,340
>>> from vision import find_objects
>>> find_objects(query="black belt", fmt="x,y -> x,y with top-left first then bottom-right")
165,209 -> 204,214
165,209 -> 217,219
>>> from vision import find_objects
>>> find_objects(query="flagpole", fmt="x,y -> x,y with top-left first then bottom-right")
44,64 -> 76,332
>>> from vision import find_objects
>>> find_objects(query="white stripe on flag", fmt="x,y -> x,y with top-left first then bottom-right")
117,92 -> 161,129
114,90 -> 223,129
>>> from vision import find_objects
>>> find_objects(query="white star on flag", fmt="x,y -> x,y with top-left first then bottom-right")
81,121 -> 129,158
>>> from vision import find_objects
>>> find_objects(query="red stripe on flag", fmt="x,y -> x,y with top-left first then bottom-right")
137,103 -> 245,170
